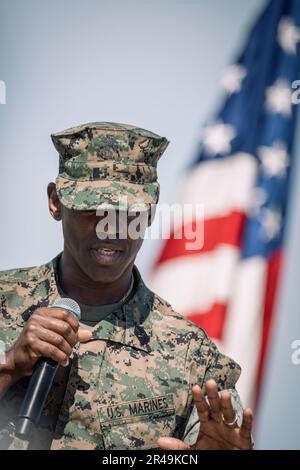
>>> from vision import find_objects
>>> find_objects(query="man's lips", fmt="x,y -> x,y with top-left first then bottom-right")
90,243 -> 124,265
91,241 -> 124,251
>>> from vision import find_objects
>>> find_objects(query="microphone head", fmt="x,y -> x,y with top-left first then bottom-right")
51,297 -> 81,320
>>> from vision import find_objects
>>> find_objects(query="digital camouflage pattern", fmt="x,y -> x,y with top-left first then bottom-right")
51,122 -> 169,211
0,255 -> 242,450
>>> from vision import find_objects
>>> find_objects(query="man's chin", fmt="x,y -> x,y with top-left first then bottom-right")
83,264 -> 127,285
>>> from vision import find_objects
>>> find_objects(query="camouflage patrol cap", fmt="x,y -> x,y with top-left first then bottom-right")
51,122 -> 169,211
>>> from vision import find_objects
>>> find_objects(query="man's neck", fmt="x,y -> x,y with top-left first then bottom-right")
58,251 -> 133,307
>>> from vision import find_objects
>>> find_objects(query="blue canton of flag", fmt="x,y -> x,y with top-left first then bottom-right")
196,0 -> 300,258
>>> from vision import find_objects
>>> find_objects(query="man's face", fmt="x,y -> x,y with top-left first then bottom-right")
48,184 -> 150,283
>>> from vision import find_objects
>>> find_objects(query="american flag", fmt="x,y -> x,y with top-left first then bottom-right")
149,0 -> 300,408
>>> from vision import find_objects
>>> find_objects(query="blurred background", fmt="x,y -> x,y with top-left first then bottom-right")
0,0 -> 299,449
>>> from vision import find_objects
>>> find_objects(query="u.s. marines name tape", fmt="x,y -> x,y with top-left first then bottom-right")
99,394 -> 174,425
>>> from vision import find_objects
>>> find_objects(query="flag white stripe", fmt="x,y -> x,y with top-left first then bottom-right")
220,256 -> 267,408
149,244 -> 239,313
173,153 -> 257,229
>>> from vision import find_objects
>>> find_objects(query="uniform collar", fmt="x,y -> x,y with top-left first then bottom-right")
20,253 -> 154,353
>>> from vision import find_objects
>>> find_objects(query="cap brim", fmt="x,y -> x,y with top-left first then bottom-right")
56,176 -> 159,212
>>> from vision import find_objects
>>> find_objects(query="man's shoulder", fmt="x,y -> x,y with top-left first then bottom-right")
0,260 -> 55,318
0,260 -> 53,286
149,287 -> 208,341
0,258 -> 56,329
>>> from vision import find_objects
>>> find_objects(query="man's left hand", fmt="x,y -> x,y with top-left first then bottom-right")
157,379 -> 253,450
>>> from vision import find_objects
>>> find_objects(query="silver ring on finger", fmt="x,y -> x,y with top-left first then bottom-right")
221,412 -> 238,428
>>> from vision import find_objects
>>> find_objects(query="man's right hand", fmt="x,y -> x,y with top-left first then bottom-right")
3,307 -> 92,386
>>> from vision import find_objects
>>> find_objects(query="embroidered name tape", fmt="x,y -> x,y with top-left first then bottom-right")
99,394 -> 174,424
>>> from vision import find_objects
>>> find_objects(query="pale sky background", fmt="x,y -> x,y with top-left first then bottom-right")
0,0 -> 300,449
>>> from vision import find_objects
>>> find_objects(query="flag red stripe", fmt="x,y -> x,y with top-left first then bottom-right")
186,303 -> 227,340
156,210 -> 246,265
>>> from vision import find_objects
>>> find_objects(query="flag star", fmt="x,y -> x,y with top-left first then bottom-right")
201,121 -> 236,155
259,207 -> 282,241
277,17 -> 300,54
258,141 -> 290,178
220,64 -> 247,95
265,79 -> 292,117
248,187 -> 268,216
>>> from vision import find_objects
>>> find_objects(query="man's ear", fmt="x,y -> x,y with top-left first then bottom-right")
47,182 -> 62,221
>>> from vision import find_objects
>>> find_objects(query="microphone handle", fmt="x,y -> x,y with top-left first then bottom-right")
15,358 -> 58,438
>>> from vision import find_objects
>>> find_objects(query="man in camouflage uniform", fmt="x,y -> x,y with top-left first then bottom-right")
0,122 -> 253,450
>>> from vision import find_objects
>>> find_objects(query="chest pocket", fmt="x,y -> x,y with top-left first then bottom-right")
98,394 -> 175,450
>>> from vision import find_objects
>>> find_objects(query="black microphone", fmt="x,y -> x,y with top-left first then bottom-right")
15,298 -> 81,439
